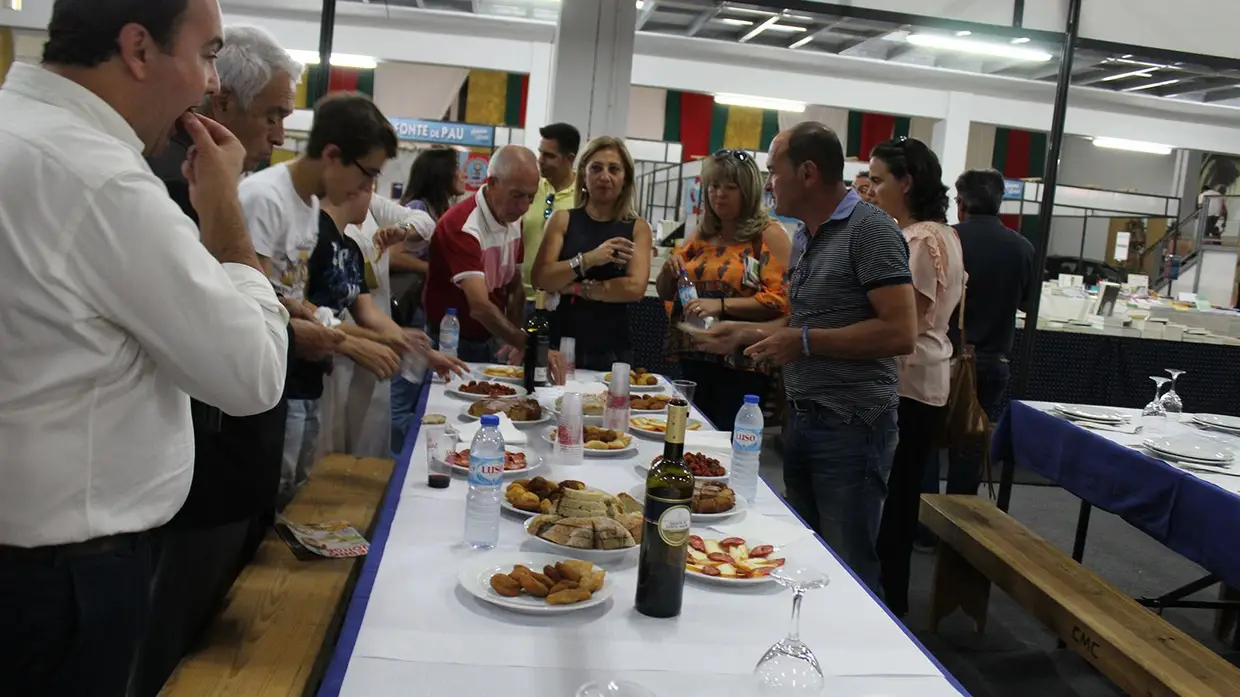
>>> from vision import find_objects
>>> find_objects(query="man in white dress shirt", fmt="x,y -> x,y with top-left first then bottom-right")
0,1 -> 289,694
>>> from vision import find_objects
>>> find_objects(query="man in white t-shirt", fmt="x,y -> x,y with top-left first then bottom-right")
1199,185 -> 1227,240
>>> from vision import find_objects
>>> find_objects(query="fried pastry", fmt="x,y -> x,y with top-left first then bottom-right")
546,587 -> 593,605
489,574 -> 521,597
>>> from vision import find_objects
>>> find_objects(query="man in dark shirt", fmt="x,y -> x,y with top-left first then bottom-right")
946,168 -> 1036,495
134,25 -> 345,697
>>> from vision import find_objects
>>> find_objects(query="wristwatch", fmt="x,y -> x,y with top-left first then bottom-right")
569,253 -> 586,281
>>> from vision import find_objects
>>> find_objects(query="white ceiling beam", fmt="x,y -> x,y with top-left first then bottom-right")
636,0 -> 658,30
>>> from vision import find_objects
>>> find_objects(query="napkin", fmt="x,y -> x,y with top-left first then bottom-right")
705,512 -> 815,548
1072,420 -> 1142,435
453,414 -> 528,445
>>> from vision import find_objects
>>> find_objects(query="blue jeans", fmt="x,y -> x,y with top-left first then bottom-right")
783,405 -> 899,594
278,399 -> 321,509
390,374 -> 422,457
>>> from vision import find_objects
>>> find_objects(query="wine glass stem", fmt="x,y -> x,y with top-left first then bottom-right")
788,590 -> 805,642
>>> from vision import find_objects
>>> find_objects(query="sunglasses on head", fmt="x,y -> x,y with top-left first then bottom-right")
543,191 -> 555,220
713,149 -> 753,162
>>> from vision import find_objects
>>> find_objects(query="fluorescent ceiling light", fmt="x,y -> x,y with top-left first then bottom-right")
905,33 -> 1052,62
1092,137 -> 1173,155
635,0 -> 644,7
956,30 -> 972,36
789,34 -> 815,49
766,23 -> 807,33
715,93 -> 806,112
716,18 -> 753,26
1100,68 -> 1156,82
1011,37 -> 1031,44
1120,78 -> 1180,92
740,16 -> 779,42
287,50 -> 378,69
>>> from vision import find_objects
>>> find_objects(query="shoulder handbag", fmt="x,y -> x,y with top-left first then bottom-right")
936,285 -> 996,498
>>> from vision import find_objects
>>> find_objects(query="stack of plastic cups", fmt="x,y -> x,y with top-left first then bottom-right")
561,337 -> 577,384
555,392 -> 585,467
602,361 -> 631,434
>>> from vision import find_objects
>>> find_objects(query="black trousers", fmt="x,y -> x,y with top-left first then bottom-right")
0,533 -> 153,697
128,517 -> 266,697
876,397 -> 945,618
678,359 -> 769,430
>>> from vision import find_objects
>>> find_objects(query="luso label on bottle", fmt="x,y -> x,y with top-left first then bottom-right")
468,455 -> 504,486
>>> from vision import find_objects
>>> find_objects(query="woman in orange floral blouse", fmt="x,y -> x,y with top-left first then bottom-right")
656,150 -> 791,428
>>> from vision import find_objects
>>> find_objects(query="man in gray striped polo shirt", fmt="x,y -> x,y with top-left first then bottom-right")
699,122 -> 916,592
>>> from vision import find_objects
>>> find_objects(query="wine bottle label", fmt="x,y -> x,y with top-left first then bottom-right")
664,404 -> 689,445
646,496 -> 691,546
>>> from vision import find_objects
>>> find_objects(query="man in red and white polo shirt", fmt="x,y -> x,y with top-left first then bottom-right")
425,145 -> 540,361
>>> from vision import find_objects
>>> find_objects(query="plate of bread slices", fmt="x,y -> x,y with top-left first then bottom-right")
524,488 -> 643,562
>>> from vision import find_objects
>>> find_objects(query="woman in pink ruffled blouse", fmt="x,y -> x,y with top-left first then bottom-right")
867,137 -> 966,618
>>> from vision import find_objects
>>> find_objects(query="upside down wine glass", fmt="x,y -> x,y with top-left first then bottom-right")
1160,369 -> 1185,414
754,567 -> 830,695
1142,376 -> 1170,418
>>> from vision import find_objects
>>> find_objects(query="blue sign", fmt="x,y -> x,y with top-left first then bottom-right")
388,118 -> 495,148
1003,179 -> 1025,200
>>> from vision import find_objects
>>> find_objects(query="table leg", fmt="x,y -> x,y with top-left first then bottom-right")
1071,500 -> 1092,563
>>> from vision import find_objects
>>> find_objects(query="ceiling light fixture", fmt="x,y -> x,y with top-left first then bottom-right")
1100,68 -> 1156,82
905,33 -> 1052,61
1011,37 -> 1031,44
956,30 -> 972,37
789,34 -> 815,49
766,23 -> 808,33
287,50 -> 378,69
1091,137 -> 1173,155
740,15 -> 779,42
714,93 -> 806,112
715,18 -> 754,26
1120,78 -> 1180,92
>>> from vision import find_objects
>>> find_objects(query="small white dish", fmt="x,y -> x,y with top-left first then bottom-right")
523,517 -> 639,562
439,446 -> 543,478
457,553 -> 613,614
500,498 -> 543,517
598,373 -> 664,393
1192,413 -> 1240,432
627,484 -> 745,522
1054,404 -> 1128,424
1143,435 -> 1234,464
445,381 -> 529,401
474,364 -> 524,384
542,429 -> 638,457
636,452 -> 731,482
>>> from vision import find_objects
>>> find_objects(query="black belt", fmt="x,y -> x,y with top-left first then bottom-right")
789,399 -> 828,412
0,531 -> 147,564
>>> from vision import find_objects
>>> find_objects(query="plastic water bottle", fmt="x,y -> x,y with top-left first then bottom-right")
464,414 -> 505,548
677,270 -> 712,330
439,308 -> 460,358
731,394 -> 764,504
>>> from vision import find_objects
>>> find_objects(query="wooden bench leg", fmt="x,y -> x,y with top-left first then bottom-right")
1214,585 -> 1240,646
930,542 -> 990,635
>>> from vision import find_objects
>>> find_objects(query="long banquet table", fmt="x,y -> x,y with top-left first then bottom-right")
317,367 -> 969,696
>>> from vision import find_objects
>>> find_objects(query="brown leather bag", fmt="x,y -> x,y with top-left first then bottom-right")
936,287 -> 996,497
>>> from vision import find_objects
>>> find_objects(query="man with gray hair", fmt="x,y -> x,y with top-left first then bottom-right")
424,145 -> 540,361
133,25 -> 343,697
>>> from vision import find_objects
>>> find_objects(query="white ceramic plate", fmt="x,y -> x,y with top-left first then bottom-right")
685,535 -> 781,586
440,446 -> 543,478
629,417 -> 705,439
627,484 -> 745,522
523,517 -> 639,562
458,402 -> 552,427
598,373 -> 664,393
475,364 -> 524,384
1143,436 -> 1234,464
542,429 -> 638,457
457,553 -> 613,614
1192,413 -> 1240,432
635,451 -> 731,482
445,381 -> 529,401
1054,404 -> 1128,424
500,498 -> 543,517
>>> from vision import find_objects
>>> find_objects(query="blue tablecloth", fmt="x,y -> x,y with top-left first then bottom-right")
992,401 -> 1240,590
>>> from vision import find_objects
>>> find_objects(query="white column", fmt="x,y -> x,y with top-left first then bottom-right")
546,0 -> 636,145
931,91 -> 974,225
523,43 -> 554,151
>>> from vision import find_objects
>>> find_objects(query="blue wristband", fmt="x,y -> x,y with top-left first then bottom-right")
801,325 -> 811,357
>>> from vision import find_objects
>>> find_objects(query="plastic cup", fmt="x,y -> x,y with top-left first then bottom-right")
672,379 -> 696,403
560,337 -> 577,383
603,362 -> 631,433
554,392 -> 585,466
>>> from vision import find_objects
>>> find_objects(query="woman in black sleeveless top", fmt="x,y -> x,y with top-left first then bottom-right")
531,136 -> 653,371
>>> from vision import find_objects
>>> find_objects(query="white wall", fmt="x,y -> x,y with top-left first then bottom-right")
1057,135 -> 1179,197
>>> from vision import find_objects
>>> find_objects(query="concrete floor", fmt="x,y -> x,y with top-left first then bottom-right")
757,450 -> 1240,696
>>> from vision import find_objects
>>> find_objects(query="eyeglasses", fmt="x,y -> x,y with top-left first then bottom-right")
353,161 -> 382,181
543,192 -> 555,220
713,149 -> 753,162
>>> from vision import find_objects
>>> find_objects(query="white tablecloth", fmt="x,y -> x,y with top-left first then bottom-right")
331,368 -> 966,697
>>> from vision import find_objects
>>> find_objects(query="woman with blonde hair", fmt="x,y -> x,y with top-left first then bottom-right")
657,149 -> 790,428
532,136 -> 653,370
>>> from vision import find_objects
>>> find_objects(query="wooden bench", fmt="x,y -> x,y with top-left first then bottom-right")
159,454 -> 395,697
920,494 -> 1240,697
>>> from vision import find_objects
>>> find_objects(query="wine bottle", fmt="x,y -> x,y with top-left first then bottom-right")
634,399 -> 695,618
523,291 -> 550,393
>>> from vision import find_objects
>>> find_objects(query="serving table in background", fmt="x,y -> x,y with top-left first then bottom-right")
316,368 -> 969,697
